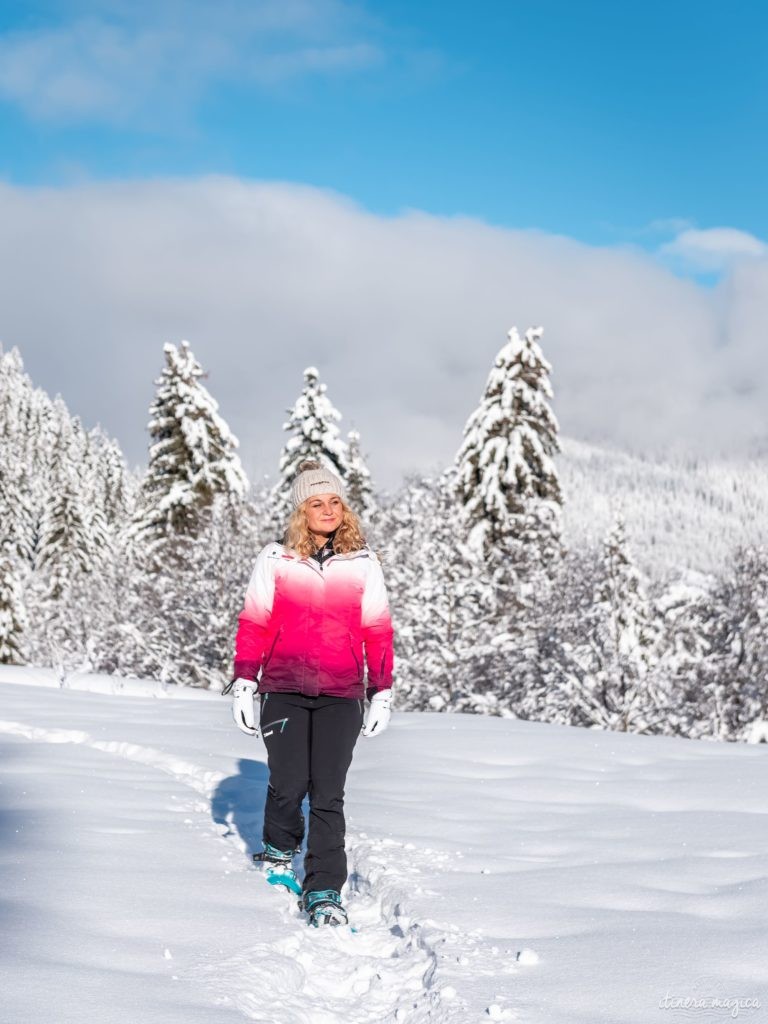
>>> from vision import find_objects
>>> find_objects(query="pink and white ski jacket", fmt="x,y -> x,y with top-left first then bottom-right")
233,542 -> 394,701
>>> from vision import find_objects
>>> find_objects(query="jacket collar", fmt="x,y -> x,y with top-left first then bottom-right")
272,538 -> 369,566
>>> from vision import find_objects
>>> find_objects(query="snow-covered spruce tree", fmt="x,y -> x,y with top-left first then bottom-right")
57,448 -> 144,681
453,325 -> 563,569
345,428 -> 376,523
119,341 -> 253,687
0,546 -> 27,664
44,422 -> 146,678
693,545 -> 768,741
130,340 -> 248,569
267,366 -> 351,533
35,446 -> 96,602
88,426 -> 133,529
554,513 -> 665,734
29,422 -> 104,675
450,326 -> 564,710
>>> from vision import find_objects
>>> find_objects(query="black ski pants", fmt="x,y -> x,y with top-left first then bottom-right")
259,691 -> 364,895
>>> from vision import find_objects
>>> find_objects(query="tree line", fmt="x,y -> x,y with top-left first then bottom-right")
0,331 -> 766,743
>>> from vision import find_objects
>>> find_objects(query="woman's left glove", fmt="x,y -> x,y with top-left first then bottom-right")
231,678 -> 259,736
362,690 -> 392,738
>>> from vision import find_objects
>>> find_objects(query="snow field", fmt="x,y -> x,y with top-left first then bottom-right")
0,680 -> 513,1022
1,674 -> 768,1023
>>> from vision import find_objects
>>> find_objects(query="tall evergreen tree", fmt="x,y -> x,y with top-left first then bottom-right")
453,326 -> 563,569
35,463 -> 94,601
130,340 -> 248,566
449,326 -> 565,710
269,366 -> 350,530
89,426 -> 132,528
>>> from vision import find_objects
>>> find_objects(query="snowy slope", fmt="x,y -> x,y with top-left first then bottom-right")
1,671 -> 767,1024
557,437 -> 768,578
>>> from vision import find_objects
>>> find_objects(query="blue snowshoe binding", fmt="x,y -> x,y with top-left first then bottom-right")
253,843 -> 301,895
302,889 -> 349,928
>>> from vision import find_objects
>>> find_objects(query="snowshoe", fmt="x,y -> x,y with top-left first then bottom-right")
253,843 -> 301,895
301,889 -> 349,928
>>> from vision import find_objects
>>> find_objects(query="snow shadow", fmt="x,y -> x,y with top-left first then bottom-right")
210,758 -> 269,858
0,741 -> 31,848
210,759 -> 311,876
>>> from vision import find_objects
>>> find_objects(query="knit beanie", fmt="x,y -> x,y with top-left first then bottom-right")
290,460 -> 346,510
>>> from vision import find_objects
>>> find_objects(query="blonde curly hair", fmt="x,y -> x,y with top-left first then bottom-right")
283,498 -> 367,558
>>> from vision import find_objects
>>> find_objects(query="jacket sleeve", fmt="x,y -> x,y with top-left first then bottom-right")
232,545 -> 276,682
361,552 -> 394,699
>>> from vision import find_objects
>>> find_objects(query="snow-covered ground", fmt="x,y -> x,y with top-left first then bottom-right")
1,669 -> 767,1024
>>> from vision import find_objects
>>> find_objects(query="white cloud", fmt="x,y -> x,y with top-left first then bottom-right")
0,176 -> 766,490
0,0 -> 382,123
659,227 -> 768,273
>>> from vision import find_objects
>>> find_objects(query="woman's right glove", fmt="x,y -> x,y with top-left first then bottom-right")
231,678 -> 259,736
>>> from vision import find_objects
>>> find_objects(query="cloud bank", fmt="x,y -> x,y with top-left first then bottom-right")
0,176 -> 766,490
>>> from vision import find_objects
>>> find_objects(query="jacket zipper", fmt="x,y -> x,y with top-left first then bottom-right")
349,632 -> 362,680
262,626 -> 283,672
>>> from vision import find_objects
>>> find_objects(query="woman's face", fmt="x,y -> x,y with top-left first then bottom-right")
304,493 -> 344,537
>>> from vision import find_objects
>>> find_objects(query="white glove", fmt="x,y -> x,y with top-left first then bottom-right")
231,678 -> 259,736
362,690 -> 392,738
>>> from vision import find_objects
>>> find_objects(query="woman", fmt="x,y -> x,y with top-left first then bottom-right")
226,460 -> 394,927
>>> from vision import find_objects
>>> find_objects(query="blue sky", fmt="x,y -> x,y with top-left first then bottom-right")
1,1 -> 767,485
1,0 -> 766,247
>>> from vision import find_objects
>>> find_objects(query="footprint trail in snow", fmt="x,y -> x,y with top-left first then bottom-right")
0,718 -> 516,1023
